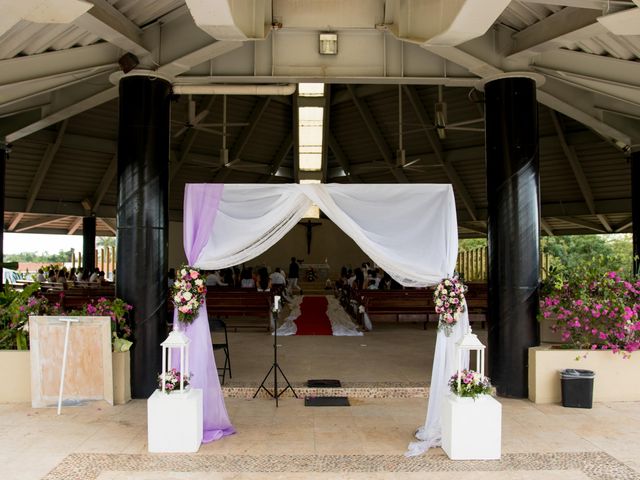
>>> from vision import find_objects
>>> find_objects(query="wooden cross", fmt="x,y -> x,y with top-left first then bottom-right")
298,219 -> 322,254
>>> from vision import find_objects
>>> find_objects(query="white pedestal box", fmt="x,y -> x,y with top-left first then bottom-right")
442,394 -> 502,460
147,388 -> 203,453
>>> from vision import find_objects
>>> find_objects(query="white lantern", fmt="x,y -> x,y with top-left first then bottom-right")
160,331 -> 190,393
455,325 -> 486,391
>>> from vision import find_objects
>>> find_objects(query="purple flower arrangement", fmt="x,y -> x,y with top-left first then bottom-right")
157,368 -> 191,393
539,270 -> 640,357
449,369 -> 492,399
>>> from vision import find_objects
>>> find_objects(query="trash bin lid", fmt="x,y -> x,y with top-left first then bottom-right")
560,368 -> 595,379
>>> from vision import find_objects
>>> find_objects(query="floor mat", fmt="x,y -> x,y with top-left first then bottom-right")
304,396 -> 350,407
307,379 -> 342,388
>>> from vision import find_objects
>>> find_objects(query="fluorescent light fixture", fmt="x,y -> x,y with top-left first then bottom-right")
298,83 -> 325,97
298,107 -> 323,171
299,153 -> 322,170
319,33 -> 338,55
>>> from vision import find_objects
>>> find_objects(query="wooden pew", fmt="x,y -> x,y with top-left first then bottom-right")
205,289 -> 273,331
357,289 -> 433,327
465,282 -> 488,328
355,282 -> 488,329
42,288 -> 116,311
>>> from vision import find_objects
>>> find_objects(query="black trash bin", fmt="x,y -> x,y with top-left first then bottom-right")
560,369 -> 595,408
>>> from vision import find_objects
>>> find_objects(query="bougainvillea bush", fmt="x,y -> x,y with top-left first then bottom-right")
0,284 -> 133,352
539,268 -> 640,356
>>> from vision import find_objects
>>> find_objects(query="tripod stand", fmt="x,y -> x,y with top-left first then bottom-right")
253,296 -> 297,406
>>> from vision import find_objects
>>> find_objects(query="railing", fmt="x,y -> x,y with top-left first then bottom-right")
456,246 -> 551,281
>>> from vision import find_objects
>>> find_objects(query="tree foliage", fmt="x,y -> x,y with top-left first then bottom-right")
4,249 -> 74,263
541,234 -> 633,277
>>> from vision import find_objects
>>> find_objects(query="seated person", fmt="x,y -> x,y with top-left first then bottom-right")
240,267 -> 255,288
89,268 -> 99,283
269,267 -> 286,286
206,270 -> 228,287
36,269 -> 46,283
367,279 -> 378,290
256,267 -> 271,292
222,268 -> 234,285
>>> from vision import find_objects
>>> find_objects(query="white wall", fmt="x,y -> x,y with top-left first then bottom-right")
168,218 -> 370,274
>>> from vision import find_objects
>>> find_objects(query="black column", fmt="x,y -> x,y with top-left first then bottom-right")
116,75 -> 170,398
82,215 -> 96,273
0,144 -> 7,266
485,77 -> 540,398
632,152 -> 640,275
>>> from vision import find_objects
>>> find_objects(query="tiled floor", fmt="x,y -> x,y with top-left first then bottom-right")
2,322 -> 639,479
1,397 -> 639,479
217,321 -> 466,386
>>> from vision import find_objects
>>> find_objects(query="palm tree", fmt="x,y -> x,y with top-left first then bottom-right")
97,236 -> 116,248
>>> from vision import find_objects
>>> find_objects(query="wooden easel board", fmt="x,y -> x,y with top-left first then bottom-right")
29,316 -> 113,408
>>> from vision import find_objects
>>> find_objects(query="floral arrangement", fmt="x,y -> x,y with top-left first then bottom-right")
539,269 -> 640,356
449,369 -> 492,399
434,276 -> 467,336
0,283 -> 48,350
158,368 -> 191,393
0,284 -> 133,352
171,266 -> 207,324
76,297 -> 133,352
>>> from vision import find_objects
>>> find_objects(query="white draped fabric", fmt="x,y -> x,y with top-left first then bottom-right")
196,185 -> 312,269
300,184 -> 458,287
188,183 -> 467,455
194,184 -> 457,288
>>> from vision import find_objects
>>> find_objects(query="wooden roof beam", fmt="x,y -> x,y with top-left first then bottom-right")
403,85 -> 478,221
73,0 -> 151,57
8,119 -> 68,231
346,85 -> 408,183
328,134 -> 361,183
550,109 -> 612,232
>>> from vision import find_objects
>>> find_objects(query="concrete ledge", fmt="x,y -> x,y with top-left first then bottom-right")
1,350 -> 130,404
529,345 -> 640,403
1,350 -> 31,403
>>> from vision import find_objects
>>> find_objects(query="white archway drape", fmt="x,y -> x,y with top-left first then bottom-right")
186,183 -> 468,454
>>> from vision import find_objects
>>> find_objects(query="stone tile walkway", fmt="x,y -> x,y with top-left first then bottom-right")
1,397 -> 639,479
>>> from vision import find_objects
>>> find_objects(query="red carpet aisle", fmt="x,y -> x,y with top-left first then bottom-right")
294,296 -> 333,335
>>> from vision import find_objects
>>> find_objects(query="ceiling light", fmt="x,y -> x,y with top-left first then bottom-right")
319,33 -> 338,55
298,83 -> 325,97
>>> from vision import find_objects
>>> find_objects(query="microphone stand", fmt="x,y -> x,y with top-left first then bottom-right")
253,295 -> 297,406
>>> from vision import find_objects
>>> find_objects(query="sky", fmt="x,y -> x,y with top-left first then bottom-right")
4,233 -> 85,255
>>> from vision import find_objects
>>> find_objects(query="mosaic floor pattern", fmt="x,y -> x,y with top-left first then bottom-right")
43,452 -> 640,480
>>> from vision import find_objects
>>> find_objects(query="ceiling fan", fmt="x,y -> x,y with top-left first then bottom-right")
172,95 -> 248,139
395,85 -> 424,170
430,86 -> 484,140
390,86 -> 485,144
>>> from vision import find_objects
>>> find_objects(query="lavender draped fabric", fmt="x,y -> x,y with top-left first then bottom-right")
173,183 -> 235,443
